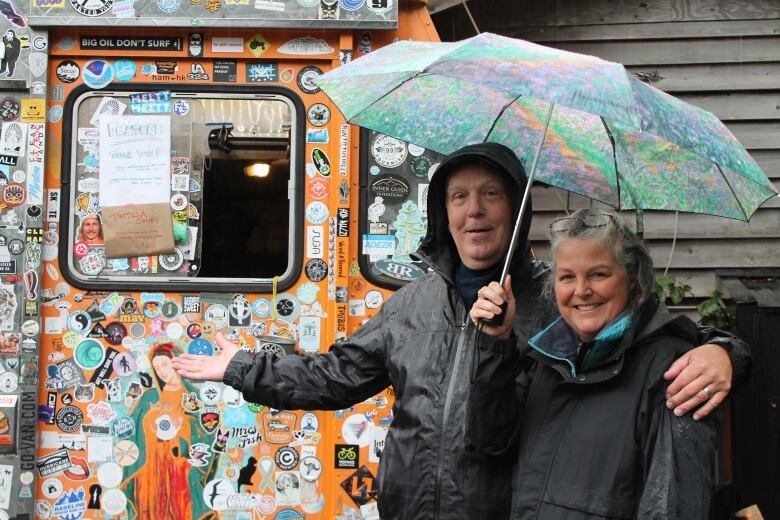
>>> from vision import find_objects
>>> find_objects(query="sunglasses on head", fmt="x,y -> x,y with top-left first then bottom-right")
549,209 -> 617,234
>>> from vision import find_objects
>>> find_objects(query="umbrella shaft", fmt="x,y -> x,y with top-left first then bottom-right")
498,103 -> 554,285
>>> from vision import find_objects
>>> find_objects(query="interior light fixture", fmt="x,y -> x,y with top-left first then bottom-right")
244,162 -> 270,178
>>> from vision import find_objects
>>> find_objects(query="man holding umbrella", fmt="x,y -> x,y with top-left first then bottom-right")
173,142 -> 746,519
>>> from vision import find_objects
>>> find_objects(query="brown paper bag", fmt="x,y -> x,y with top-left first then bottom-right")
101,203 -> 174,258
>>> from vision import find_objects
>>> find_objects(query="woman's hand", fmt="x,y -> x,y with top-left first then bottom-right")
171,332 -> 241,382
664,343 -> 732,421
469,275 -> 515,340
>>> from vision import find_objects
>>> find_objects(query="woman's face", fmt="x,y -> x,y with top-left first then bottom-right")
81,217 -> 100,241
554,238 -> 630,342
152,354 -> 177,383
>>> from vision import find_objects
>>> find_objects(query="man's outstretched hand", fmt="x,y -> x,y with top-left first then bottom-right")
172,332 -> 240,382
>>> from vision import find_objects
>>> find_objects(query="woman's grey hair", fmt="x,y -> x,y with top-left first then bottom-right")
544,208 -> 655,314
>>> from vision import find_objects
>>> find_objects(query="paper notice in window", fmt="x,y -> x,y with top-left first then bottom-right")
99,115 -> 171,206
101,203 -> 174,258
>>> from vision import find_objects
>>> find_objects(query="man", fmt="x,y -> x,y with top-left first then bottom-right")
173,143 -> 745,519
0,30 -> 20,78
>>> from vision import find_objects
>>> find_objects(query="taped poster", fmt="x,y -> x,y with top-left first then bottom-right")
99,115 -> 173,258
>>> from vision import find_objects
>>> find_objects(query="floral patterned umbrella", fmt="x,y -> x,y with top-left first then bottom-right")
316,32 -> 777,221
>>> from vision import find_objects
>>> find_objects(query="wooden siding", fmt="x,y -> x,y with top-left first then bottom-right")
432,1 -> 780,298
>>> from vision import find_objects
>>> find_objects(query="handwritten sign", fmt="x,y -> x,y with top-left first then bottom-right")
99,115 -> 171,206
101,203 -> 174,258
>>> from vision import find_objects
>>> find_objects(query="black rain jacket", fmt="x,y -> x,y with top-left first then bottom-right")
224,143 -> 557,519
468,298 -> 719,519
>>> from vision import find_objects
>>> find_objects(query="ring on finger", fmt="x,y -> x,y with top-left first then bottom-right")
702,386 -> 714,399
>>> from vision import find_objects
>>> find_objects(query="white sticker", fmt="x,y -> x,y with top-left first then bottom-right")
362,234 -> 394,257
418,183 -> 429,217
371,135 -> 407,168
211,37 -> 244,53
298,316 -> 320,352
341,413 -> 374,447
348,299 -> 366,316
364,290 -> 384,309
278,37 -> 334,55
0,465 -> 13,509
306,226 -> 324,259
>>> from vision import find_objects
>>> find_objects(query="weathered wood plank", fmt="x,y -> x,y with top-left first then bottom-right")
552,37 -> 780,66
675,92 -> 780,121
471,0 -> 780,28
528,209 -> 780,241
750,151 -> 780,178
726,121 -> 780,149
625,63 -> 780,92
508,19 -> 780,41
532,239 -> 780,268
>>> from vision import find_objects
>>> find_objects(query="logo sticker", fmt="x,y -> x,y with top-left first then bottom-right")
305,259 -> 328,282
372,134 -> 407,168
296,65 -> 323,94
82,60 -> 114,89
247,62 -> 277,82
55,61 -> 80,83
69,0 -> 115,17
334,444 -> 359,469
311,148 -> 330,177
371,174 -> 410,202
307,103 -> 330,127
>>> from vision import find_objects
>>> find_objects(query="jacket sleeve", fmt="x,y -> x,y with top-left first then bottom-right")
695,325 -> 751,389
636,378 -> 718,518
465,330 -> 531,457
222,305 -> 392,411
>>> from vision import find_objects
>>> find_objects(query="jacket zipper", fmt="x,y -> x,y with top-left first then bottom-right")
433,317 -> 469,520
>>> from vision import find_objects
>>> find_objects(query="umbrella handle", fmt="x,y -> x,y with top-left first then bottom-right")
496,102 -> 554,286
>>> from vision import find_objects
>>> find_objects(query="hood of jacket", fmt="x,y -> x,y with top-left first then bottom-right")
414,142 -> 532,283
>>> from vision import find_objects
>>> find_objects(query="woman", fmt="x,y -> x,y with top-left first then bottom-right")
76,214 -> 104,245
469,208 -> 718,519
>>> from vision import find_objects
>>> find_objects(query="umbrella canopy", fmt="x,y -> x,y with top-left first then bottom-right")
316,32 -> 777,221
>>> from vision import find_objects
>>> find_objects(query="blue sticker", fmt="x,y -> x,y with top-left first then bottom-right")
82,60 -> 114,89
113,59 -> 136,81
247,62 -> 278,82
157,0 -> 181,14
339,0 -> 365,10
47,105 -> 63,123
188,338 -> 214,356
369,165 -> 380,176
306,128 -> 329,143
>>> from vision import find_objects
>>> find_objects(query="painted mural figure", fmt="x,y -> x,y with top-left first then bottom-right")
0,29 -> 20,77
173,143 -> 748,519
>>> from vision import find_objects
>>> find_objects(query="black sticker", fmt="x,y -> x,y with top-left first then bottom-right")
297,66 -> 323,94
341,465 -> 377,506
55,405 -> 83,433
334,444 -> 359,469
373,258 -> 425,282
188,33 -> 204,58
336,207 -> 349,237
311,148 -> 331,177
371,174 -> 410,203
305,259 -> 328,282
275,446 -> 300,470
68,0 -> 114,17
56,61 -> 80,83
213,60 -> 237,82
0,98 -> 20,122
80,36 -> 183,51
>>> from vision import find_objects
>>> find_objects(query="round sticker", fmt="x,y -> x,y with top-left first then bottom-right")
79,251 -> 106,276
307,103 -> 330,127
296,66 -> 323,94
7,239 -> 24,255
200,381 -> 221,406
2,183 -> 26,208
188,338 -> 214,356
166,322 -> 184,340
279,67 -> 294,83
341,413 -> 374,447
97,462 -> 123,489
102,488 -> 128,516
186,323 -> 202,339
73,241 -> 90,258
68,311 -> 92,334
275,293 -> 300,323
74,339 -> 105,369
162,300 -> 179,318
48,105 -> 64,123
173,99 -> 190,116
159,249 -> 184,271
0,372 -> 17,393
296,282 -> 319,305
82,60 -> 114,89
410,155 -> 433,178
56,60 -> 80,83
129,322 -> 145,338
113,440 -> 140,466
205,304 -> 228,328
56,405 -> 83,433
42,477 -> 64,499
339,0 -> 364,10
305,201 -> 329,224
300,412 -> 319,435
308,177 -> 329,200
113,59 -> 136,81
304,259 -> 328,282
69,0 -> 114,16
275,446 -> 299,470
407,143 -> 425,157
365,290 -> 384,309
0,97 -> 20,122
171,193 -> 188,211
252,298 -> 272,318
112,352 -> 137,376
105,322 -> 127,345
299,456 -> 323,481
372,135 -> 407,168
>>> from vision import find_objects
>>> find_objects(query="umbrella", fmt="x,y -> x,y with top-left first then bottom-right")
315,32 -> 778,280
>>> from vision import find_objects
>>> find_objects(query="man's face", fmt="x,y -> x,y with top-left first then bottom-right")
445,166 -> 513,269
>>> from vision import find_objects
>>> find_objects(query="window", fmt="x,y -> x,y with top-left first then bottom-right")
61,84 -> 304,291
359,129 -> 444,289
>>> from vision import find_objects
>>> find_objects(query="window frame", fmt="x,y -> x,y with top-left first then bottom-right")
59,83 -> 305,293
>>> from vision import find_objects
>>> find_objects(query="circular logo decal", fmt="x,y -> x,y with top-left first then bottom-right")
307,103 -> 330,127
82,60 -> 114,89
157,0 -> 181,14
304,259 -> 328,282
56,60 -> 80,83
7,239 -> 23,255
372,135 -> 407,168
275,293 -> 300,323
113,440 -> 140,466
74,339 -> 105,369
69,0 -> 114,17
305,201 -> 329,224
365,289 -> 384,308
275,446 -> 299,470
308,177 -> 329,200
48,105 -> 64,123
205,304 -> 229,328
159,249 -> 184,271
113,59 -> 136,81
299,456 -> 323,481
297,66 -> 323,94
56,405 -> 83,433
188,338 -> 214,356
2,183 -> 26,208
410,155 -> 433,178
106,322 -> 127,345
0,98 -> 20,122
339,0 -> 364,10
252,298 -> 272,318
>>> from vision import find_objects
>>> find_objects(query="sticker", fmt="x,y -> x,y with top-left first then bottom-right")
55,405 -> 83,433
159,249 -> 184,271
365,290 -> 383,308
263,411 -> 296,444
296,66 -> 323,94
410,155 -> 433,178
101,488 -> 128,515
112,352 -> 136,376
339,0 -> 364,10
0,98 -> 20,122
308,177 -> 329,200
157,0 -> 181,14
279,67 -> 294,83
170,193 -> 188,211
366,0 -> 392,15
278,37 -> 334,55
97,462 -> 122,488
275,293 -> 300,323
69,0 -> 115,17
55,60 -> 80,83
211,37 -> 244,54
299,456 -> 322,481
306,226 -> 324,259
205,304 -> 229,328
173,99 -> 189,116
246,34 -> 270,57
74,339 -> 105,370
407,143 -> 425,156
82,60 -> 114,89
305,201 -> 329,225
102,59 -> 131,84
188,33 -> 203,57
275,446 -> 299,470
213,59 -> 237,82
247,62 -> 278,82
304,258 -> 328,282
307,103 -> 330,127
371,174 -> 411,202
307,128 -> 329,143
311,148 -> 330,176
372,135 -> 407,168
334,444 -> 358,469
373,258 -> 425,282
79,251 -> 106,275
